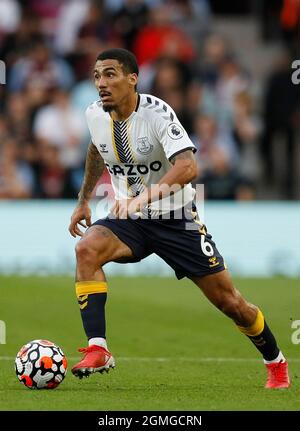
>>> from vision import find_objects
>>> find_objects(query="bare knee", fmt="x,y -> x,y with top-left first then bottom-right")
75,235 -> 109,267
76,239 -> 94,261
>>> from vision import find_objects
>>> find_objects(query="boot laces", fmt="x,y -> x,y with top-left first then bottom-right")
78,345 -> 106,354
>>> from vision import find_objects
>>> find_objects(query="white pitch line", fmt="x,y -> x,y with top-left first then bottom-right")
1,356 -> 300,363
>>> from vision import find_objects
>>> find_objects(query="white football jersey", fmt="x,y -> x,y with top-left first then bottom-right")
85,93 -> 196,214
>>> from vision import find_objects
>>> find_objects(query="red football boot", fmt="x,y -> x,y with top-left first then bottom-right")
265,360 -> 290,389
71,345 -> 115,379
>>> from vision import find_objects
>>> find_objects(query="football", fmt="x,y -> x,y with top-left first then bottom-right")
15,339 -> 68,389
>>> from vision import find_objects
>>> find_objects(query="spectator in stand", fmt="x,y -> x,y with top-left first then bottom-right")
71,1 -> 119,81
261,52 -> 300,198
0,137 -> 34,198
0,118 -> 10,141
197,145 -> 255,201
191,113 -> 240,173
193,53 -> 251,130
280,0 -> 300,54
0,11 -> 42,68
54,0 -> 90,56
0,0 -> 21,43
214,54 -> 250,127
112,0 -> 149,51
33,88 -> 86,169
150,57 -> 193,132
6,92 -> 32,142
191,113 -> 254,200
8,37 -> 75,92
232,91 -> 262,181
199,33 -> 230,86
133,4 -> 196,66
24,0 -> 61,40
71,77 -> 99,117
168,0 -> 211,56
32,142 -> 75,199
151,57 -> 190,95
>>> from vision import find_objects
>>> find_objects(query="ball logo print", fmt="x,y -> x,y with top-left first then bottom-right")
15,340 -> 68,389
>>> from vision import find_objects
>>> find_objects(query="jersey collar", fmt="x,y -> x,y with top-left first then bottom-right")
109,93 -> 140,122
135,93 -> 140,112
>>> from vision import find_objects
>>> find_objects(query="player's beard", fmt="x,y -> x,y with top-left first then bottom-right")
102,103 -> 116,113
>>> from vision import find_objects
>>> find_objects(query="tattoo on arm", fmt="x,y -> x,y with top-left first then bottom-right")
169,149 -> 196,165
78,142 -> 105,205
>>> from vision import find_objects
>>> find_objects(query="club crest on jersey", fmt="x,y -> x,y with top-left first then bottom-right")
136,137 -> 153,155
167,123 -> 184,140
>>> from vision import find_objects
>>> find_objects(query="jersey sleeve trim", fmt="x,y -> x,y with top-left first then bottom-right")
168,146 -> 197,162
140,94 -> 175,122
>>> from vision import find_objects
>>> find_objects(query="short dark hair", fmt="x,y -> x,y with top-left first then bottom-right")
96,48 -> 139,76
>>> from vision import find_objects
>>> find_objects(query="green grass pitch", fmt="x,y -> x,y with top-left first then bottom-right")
0,275 -> 299,411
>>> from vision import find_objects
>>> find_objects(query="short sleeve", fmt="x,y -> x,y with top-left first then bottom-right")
156,111 -> 196,161
85,104 -> 94,141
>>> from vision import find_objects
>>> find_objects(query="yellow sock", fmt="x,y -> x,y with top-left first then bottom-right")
237,309 -> 264,337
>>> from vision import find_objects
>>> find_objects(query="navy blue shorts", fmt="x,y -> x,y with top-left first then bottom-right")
92,207 -> 225,280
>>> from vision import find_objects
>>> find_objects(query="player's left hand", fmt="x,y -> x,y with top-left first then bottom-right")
111,196 -> 146,219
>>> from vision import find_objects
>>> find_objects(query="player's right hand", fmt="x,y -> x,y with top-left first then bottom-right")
69,203 -> 92,237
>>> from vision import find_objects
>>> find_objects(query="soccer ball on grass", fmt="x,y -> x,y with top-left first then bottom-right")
15,339 -> 67,389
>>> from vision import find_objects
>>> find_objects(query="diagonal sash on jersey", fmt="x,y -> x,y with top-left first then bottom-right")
111,119 -> 145,197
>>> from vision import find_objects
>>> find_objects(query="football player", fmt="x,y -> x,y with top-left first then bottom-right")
69,49 -> 289,389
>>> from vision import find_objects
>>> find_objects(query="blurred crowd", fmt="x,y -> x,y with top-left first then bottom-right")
0,0 -> 299,201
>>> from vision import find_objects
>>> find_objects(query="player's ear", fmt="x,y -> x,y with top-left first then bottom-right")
128,73 -> 138,88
